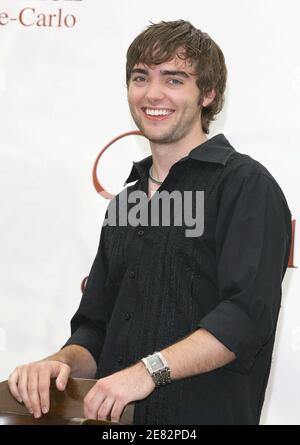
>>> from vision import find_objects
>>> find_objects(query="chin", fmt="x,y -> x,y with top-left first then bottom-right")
147,135 -> 176,144
141,127 -> 177,144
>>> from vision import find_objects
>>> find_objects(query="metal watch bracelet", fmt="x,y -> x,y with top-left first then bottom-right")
141,351 -> 172,387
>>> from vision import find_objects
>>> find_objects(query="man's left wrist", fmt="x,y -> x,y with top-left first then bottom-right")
138,361 -> 156,390
141,351 -> 171,388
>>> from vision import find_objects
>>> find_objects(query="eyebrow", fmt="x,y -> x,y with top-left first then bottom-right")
130,68 -> 190,78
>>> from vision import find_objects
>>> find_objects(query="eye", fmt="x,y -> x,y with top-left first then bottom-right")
132,76 -> 147,83
168,79 -> 183,86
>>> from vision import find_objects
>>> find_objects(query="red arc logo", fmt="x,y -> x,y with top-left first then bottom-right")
92,130 -> 143,200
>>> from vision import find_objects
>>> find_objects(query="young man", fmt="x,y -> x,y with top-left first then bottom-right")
8,20 -> 291,425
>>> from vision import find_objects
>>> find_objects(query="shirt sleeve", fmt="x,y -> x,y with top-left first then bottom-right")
198,169 -> 292,373
61,218 -> 112,367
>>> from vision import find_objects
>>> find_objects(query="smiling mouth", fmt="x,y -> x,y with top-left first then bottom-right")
141,107 -> 175,121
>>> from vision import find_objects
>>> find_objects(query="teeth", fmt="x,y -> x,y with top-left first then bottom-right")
144,108 -> 173,116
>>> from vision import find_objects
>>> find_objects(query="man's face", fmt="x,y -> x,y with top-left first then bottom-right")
127,54 -> 205,145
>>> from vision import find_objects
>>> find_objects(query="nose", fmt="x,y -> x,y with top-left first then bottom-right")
144,80 -> 165,104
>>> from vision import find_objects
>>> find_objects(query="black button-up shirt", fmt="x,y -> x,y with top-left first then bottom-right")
63,134 -> 291,425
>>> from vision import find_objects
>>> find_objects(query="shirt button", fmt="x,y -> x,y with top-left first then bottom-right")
129,271 -> 135,279
125,313 -> 131,321
117,355 -> 124,363
137,229 -> 144,236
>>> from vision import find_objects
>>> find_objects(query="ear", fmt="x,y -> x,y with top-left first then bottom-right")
202,89 -> 216,107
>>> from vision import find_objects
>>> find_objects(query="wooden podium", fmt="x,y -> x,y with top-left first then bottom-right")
0,378 -> 134,425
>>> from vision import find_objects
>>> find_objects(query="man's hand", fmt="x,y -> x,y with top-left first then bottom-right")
84,361 -> 155,422
8,360 -> 71,418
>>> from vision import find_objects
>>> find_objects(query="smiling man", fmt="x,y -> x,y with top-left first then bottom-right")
8,20 -> 291,425
128,60 -> 212,146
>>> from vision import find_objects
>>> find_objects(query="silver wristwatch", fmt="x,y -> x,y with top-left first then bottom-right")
141,352 -> 171,387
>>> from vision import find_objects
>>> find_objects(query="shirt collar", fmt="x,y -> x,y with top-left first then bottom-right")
124,133 -> 235,185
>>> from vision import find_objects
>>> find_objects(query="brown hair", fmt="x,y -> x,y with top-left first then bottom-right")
126,20 -> 227,134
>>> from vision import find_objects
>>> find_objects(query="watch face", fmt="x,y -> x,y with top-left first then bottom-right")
148,354 -> 164,372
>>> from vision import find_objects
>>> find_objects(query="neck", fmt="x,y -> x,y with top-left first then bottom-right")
149,129 -> 208,182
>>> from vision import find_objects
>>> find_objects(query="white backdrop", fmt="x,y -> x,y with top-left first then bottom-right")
0,0 -> 299,425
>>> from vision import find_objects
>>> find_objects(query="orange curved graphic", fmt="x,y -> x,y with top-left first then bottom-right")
288,219 -> 296,268
92,131 -> 144,200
